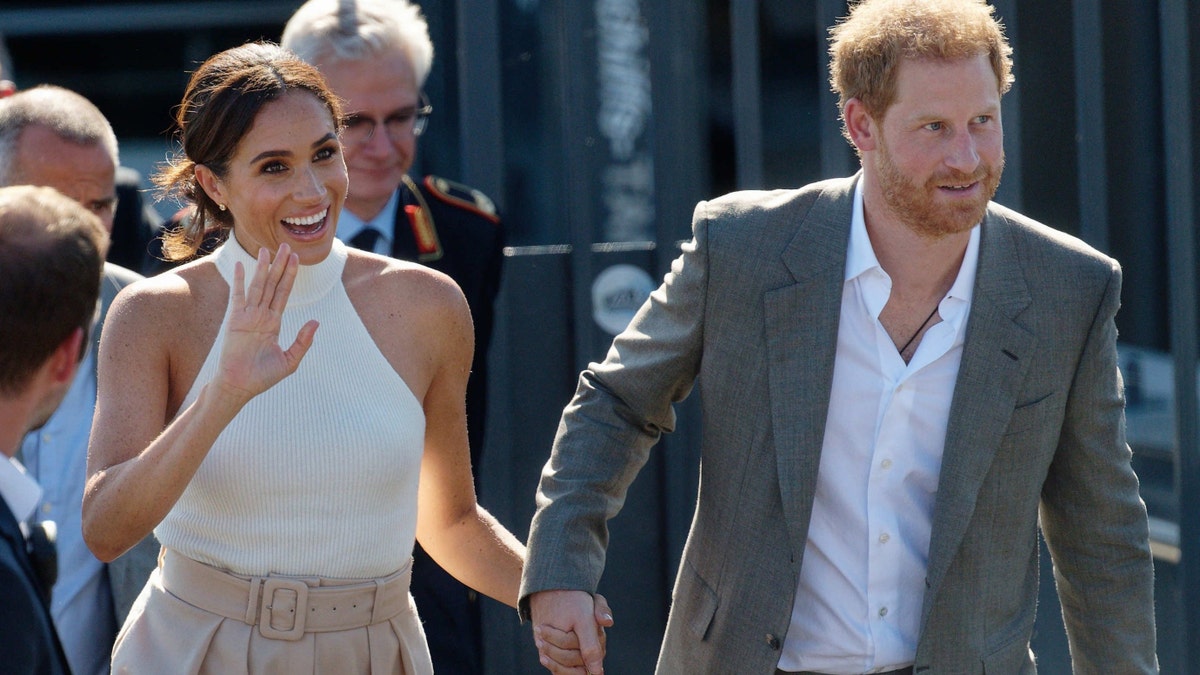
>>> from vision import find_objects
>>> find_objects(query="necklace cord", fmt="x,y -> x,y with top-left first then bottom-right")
898,303 -> 940,355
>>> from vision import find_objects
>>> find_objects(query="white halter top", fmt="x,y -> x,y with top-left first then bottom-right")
155,237 -> 425,577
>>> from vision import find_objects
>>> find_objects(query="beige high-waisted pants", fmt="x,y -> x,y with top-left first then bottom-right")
111,549 -> 433,674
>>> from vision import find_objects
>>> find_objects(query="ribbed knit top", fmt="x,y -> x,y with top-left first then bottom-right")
156,236 -> 425,578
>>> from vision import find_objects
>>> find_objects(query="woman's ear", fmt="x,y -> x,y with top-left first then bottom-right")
193,164 -> 226,209
843,98 -> 878,153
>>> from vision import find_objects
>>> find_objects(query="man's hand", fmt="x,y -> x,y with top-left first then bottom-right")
530,589 -> 614,674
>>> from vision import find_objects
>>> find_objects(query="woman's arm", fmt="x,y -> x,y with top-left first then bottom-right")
83,245 -> 317,561
412,278 -> 525,606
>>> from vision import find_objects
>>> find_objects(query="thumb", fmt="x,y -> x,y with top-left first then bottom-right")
577,618 -> 605,674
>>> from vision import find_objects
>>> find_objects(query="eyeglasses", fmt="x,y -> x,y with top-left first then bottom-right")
340,94 -> 433,146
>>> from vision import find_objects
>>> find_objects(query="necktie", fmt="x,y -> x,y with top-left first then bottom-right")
349,227 -> 382,253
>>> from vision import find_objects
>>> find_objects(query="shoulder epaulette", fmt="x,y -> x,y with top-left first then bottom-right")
422,175 -> 500,224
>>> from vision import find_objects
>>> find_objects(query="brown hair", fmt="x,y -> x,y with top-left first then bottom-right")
0,185 -> 107,393
829,0 -> 1014,140
154,41 -> 343,261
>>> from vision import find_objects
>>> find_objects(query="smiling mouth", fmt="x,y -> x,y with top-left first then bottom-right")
282,208 -> 328,235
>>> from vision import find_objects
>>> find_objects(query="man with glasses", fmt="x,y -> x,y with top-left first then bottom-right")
282,2 -> 506,673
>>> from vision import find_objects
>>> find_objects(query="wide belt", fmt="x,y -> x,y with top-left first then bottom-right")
160,548 -> 411,641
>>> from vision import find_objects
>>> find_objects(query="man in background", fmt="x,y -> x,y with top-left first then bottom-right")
283,2 -> 506,672
0,85 -> 158,675
0,184 -> 108,675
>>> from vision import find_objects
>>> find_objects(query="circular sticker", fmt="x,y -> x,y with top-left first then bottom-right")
592,264 -> 656,335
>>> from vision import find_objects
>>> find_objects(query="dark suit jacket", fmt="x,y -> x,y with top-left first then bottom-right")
108,167 -> 163,275
0,499 -> 70,674
394,175 -> 504,465
521,175 -> 1157,674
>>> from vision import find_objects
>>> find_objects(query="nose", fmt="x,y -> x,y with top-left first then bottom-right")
295,165 -> 327,202
944,128 -> 980,174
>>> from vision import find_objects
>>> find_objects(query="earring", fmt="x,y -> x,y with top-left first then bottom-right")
218,204 -> 226,211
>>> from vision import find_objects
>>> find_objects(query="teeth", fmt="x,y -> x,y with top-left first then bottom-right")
283,208 -> 327,226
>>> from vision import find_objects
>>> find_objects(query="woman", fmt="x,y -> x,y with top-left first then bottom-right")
82,42 -> 607,673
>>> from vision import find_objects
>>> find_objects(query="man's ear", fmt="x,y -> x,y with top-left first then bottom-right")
843,98 -> 878,153
193,164 -> 226,208
48,327 -> 86,386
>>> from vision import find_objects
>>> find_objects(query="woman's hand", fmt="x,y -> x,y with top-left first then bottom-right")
213,244 -> 318,402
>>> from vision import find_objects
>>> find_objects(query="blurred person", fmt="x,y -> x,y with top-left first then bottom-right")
81,42 -> 606,673
0,84 -> 158,675
0,32 -> 163,274
282,2 -> 506,671
0,32 -> 16,97
0,184 -> 109,675
520,1 -> 1157,674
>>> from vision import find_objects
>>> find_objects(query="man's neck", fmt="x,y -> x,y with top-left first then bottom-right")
345,195 -> 392,223
0,399 -> 34,458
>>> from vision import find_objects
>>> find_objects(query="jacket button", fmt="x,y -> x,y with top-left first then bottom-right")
765,633 -> 780,650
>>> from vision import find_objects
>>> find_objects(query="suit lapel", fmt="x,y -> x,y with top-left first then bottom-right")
765,177 -> 855,556
922,209 -> 1035,614
0,500 -> 41,596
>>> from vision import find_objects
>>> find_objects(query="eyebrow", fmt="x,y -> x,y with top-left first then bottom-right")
248,132 -> 339,164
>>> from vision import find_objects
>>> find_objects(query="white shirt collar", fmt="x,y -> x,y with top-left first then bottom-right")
0,455 -> 43,527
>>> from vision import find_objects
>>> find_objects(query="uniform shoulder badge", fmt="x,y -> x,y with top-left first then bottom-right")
423,175 -> 500,224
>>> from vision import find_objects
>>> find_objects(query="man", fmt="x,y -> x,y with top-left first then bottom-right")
0,184 -> 108,675
521,1 -> 1158,673
0,32 -> 163,275
0,85 -> 158,675
282,3 -> 506,672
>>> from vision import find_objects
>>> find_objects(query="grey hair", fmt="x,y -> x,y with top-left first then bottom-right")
281,0 -> 434,87
0,85 -> 119,186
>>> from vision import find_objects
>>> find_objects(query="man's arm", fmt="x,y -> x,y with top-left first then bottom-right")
1039,263 -> 1157,673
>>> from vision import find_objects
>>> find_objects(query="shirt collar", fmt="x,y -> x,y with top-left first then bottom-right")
0,456 -> 43,526
844,175 -> 982,307
336,188 -> 400,244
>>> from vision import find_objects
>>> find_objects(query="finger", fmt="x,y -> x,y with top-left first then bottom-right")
536,623 -> 580,651
592,593 -> 615,628
245,247 -> 271,306
575,620 -> 605,675
269,251 -> 301,314
262,244 -> 292,309
283,320 -> 319,373
230,261 -> 247,308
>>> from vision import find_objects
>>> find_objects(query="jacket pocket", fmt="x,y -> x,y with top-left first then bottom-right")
673,560 -> 719,640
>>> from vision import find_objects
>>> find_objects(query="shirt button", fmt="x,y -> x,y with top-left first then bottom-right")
879,607 -> 889,617
880,459 -> 893,470
41,503 -> 53,514
879,532 -> 890,544
765,633 -> 780,650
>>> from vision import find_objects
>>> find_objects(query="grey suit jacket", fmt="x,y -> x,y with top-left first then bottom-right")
521,175 -> 1157,674
96,263 -> 160,626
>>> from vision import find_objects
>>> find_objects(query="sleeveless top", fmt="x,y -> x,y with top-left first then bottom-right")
155,237 -> 425,578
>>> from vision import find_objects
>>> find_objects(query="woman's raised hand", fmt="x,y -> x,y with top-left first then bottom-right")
214,244 -> 319,403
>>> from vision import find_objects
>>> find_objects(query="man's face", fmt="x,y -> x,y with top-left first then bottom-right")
317,50 -> 420,221
867,54 -> 1004,239
15,124 -> 117,233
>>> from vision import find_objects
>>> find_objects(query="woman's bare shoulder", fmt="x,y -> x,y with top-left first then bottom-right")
106,260 -> 227,334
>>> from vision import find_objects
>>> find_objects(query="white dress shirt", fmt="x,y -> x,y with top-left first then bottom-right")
337,189 -> 399,255
778,179 -> 981,674
0,454 -> 43,536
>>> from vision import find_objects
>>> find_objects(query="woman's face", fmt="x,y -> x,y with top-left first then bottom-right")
201,89 -> 348,265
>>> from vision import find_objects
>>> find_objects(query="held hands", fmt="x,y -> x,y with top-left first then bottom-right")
531,590 -> 615,675
214,245 -> 318,404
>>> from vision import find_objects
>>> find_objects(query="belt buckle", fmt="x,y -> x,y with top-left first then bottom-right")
259,578 -> 309,641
